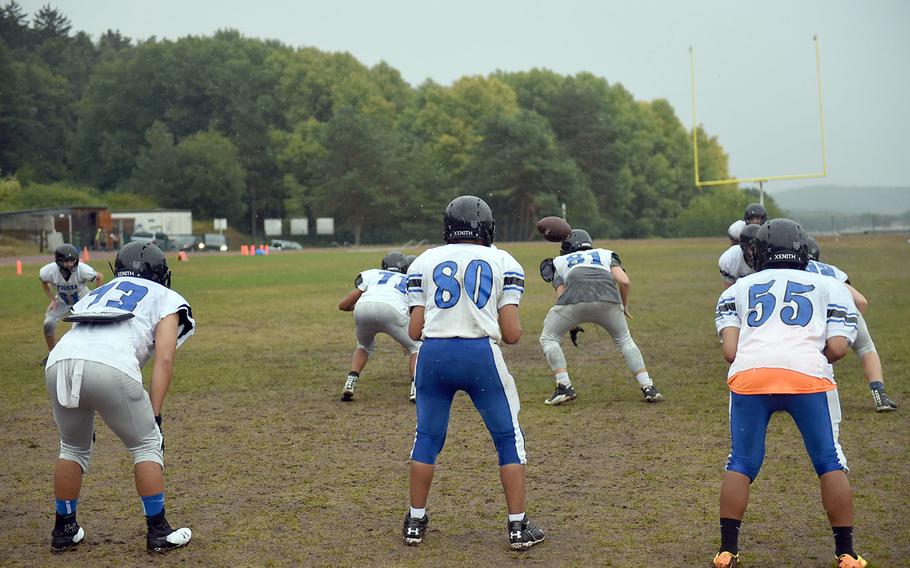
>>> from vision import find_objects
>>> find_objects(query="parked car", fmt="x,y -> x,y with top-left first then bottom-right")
168,235 -> 202,252
130,231 -> 168,248
269,239 -> 303,251
200,233 -> 228,252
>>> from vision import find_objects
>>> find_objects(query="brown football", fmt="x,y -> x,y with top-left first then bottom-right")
536,216 -> 572,242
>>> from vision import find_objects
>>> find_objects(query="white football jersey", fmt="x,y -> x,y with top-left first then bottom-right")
355,268 -> 410,316
407,243 -> 524,342
715,268 -> 858,384
46,276 -> 195,383
552,247 -> 619,280
805,260 -> 849,283
718,245 -> 754,284
39,262 -> 98,305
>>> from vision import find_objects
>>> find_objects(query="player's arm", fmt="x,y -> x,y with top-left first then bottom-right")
408,306 -> 425,341
823,336 -> 850,363
720,327 -> 739,363
93,272 -> 104,286
844,283 -> 867,314
498,304 -> 522,344
554,284 -> 566,299
41,280 -> 58,309
149,313 -> 179,416
338,289 -> 362,311
611,265 -> 631,314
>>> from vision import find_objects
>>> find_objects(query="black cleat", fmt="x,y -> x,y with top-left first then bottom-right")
544,383 -> 577,405
402,512 -> 429,546
641,385 -> 663,403
147,513 -> 191,553
508,517 -> 545,550
51,517 -> 84,553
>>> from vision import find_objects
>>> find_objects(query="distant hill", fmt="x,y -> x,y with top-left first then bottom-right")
766,185 -> 910,214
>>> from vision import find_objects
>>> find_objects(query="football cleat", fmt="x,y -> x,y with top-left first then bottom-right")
870,386 -> 897,412
51,521 -> 84,553
341,374 -> 358,401
641,385 -> 663,403
712,551 -> 739,568
836,553 -> 867,568
402,512 -> 429,546
508,517 -> 545,550
409,379 -> 416,403
544,383 -> 577,405
147,515 -> 192,553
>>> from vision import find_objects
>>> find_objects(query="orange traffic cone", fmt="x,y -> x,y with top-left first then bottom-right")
82,246 -> 90,262
16,260 -> 22,275
177,251 -> 188,261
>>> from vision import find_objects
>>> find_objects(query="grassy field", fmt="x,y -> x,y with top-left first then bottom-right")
0,235 -> 907,567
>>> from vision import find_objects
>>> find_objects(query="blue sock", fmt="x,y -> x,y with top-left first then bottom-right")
55,498 -> 78,515
141,492 -> 165,517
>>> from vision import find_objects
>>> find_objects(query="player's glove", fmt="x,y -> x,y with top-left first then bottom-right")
539,258 -> 555,283
155,415 -> 164,451
570,326 -> 584,346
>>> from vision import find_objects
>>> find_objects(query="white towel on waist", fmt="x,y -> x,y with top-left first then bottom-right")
56,359 -> 85,408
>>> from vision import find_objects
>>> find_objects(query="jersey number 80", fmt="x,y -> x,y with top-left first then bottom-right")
433,260 -> 493,309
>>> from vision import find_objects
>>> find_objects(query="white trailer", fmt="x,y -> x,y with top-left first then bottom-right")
111,210 -> 193,235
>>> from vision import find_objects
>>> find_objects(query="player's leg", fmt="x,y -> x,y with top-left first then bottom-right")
42,301 -> 69,361
539,305 -> 578,405
466,338 -> 544,550
787,390 -> 865,564
384,307 -> 421,402
852,314 -> 896,412
593,302 -> 662,402
714,392 -> 776,567
346,304 -> 380,401
87,362 -> 191,552
45,361 -> 92,552
404,338 -> 457,545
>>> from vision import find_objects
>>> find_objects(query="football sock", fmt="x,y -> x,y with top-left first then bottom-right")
409,506 -> 426,519
634,371 -> 652,388
508,512 -> 526,523
832,526 -> 856,558
141,492 -> 165,517
55,498 -> 78,515
719,517 -> 741,554
555,372 -> 571,386
348,371 -> 360,378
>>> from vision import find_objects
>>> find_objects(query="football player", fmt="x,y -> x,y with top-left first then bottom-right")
743,202 -> 767,225
804,236 -> 897,412
727,219 -> 746,245
401,195 -> 545,550
538,229 -> 662,404
337,251 -> 420,402
39,244 -> 104,361
719,224 -> 759,288
44,241 -> 196,553
712,219 -> 867,568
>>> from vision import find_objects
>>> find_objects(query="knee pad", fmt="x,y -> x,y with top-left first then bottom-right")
724,452 -> 762,482
410,431 -> 446,465
44,318 -> 58,337
356,342 -> 376,355
616,337 -> 645,372
59,441 -> 92,473
492,431 -> 523,466
130,437 -> 164,468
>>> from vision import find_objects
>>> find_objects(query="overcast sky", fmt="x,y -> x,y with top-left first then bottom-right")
19,0 -> 910,191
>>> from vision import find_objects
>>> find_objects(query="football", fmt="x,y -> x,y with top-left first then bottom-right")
536,216 -> 572,242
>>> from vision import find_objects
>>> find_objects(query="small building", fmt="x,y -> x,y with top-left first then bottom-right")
0,206 -> 111,251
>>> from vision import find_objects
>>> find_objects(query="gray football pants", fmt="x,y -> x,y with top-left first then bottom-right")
539,301 -> 646,373
354,301 -> 420,355
852,312 -> 876,358
46,360 -> 163,473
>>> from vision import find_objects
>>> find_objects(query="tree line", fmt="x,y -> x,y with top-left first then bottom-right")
0,2 -> 781,244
